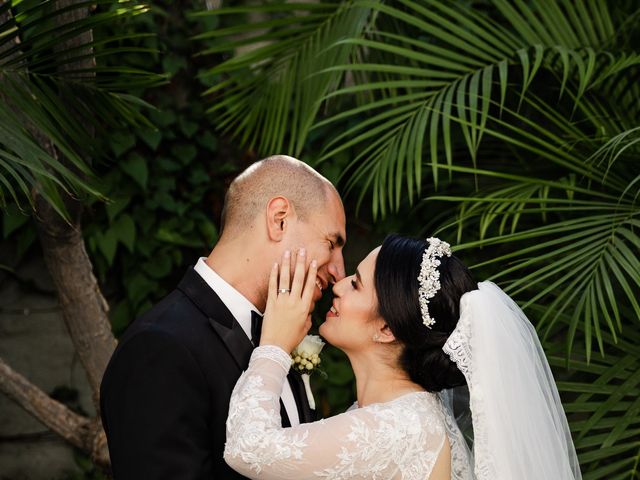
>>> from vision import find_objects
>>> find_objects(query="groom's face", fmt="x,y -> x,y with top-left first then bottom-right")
287,191 -> 346,310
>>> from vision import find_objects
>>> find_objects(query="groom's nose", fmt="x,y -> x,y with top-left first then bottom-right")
326,255 -> 345,284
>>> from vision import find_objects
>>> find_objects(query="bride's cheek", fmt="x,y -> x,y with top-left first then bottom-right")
319,321 -> 327,335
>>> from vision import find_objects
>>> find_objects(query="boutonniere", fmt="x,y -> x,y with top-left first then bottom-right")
291,335 -> 325,410
291,334 -> 325,374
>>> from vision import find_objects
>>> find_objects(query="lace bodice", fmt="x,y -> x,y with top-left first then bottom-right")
224,346 -> 473,480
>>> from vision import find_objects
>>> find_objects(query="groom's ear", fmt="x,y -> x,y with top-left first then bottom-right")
266,196 -> 293,241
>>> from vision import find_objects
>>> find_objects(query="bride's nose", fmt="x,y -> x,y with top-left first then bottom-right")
332,276 -> 347,297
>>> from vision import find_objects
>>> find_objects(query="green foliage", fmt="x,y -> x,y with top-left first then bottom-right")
200,0 -> 640,476
82,0 -> 245,335
0,1 -> 237,340
193,1 -> 374,156
0,0 -> 163,220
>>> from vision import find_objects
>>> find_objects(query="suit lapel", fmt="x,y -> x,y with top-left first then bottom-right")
207,319 -> 254,372
178,267 -> 313,425
178,267 -> 253,371
279,401 -> 291,427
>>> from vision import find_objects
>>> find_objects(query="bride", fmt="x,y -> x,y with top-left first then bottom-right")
224,234 -> 583,480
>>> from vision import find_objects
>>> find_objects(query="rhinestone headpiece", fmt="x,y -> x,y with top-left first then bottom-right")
417,237 -> 452,328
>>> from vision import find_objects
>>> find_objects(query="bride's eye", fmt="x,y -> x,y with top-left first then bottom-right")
350,278 -> 357,289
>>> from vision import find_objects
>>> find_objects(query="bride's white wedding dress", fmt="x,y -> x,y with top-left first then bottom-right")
224,345 -> 473,480
224,282 -> 583,480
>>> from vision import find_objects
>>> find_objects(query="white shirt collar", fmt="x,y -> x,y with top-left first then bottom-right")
193,257 -> 259,341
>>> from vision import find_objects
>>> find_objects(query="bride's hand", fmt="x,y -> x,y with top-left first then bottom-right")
260,248 -> 318,353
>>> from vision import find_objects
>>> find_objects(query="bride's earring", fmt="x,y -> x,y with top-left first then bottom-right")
372,333 -> 380,342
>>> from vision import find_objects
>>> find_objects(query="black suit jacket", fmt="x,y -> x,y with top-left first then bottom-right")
100,267 -> 314,480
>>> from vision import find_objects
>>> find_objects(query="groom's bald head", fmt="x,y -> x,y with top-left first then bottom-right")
220,155 -> 338,237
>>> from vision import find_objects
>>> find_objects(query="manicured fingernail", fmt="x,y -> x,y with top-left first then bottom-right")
299,248 -> 306,256
273,262 -> 278,269
311,260 -> 317,268
284,250 -> 291,258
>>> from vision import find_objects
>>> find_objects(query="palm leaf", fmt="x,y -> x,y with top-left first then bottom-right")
195,2 -> 372,156
542,308 -> 640,480
0,0 -> 163,217
202,0 -> 638,213
430,166 -> 638,358
316,50 -> 637,212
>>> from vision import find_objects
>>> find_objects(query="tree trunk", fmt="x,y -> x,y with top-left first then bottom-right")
30,0 -> 117,411
33,195 -> 116,407
0,356 -> 108,466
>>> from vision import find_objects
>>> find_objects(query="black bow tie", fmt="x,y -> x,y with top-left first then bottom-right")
251,310 -> 263,346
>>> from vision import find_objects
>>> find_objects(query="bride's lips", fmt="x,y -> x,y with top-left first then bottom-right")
326,304 -> 338,318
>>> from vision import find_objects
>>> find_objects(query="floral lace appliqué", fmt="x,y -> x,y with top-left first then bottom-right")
314,393 -> 446,480
225,372 -> 308,475
226,346 -> 474,479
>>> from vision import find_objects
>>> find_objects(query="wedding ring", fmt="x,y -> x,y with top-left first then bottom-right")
278,288 -> 291,294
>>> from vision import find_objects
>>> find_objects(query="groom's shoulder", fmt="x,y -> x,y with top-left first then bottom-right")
116,284 -> 212,353
132,285 -> 193,323
99,288 -> 213,416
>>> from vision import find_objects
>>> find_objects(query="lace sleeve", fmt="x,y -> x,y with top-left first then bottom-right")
224,346 -> 449,480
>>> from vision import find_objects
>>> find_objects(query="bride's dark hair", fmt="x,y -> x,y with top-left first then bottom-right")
374,234 -> 477,392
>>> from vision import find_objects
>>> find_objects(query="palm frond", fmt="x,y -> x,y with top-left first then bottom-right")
195,2 -> 372,156
327,48 -> 638,200
542,308 -> 640,480
587,126 -> 640,191
0,0 -> 163,217
202,0 -> 639,206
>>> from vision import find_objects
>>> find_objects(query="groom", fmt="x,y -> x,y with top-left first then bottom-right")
100,155 -> 346,479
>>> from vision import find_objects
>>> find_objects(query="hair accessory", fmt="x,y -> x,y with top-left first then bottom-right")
417,237 -> 452,328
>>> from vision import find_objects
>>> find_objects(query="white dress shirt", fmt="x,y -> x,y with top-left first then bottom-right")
194,257 -> 300,426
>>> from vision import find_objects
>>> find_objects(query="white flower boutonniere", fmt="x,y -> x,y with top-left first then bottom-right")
292,335 -> 325,373
291,335 -> 325,410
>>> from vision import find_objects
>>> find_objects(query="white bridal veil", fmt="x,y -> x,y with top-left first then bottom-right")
442,281 -> 582,480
